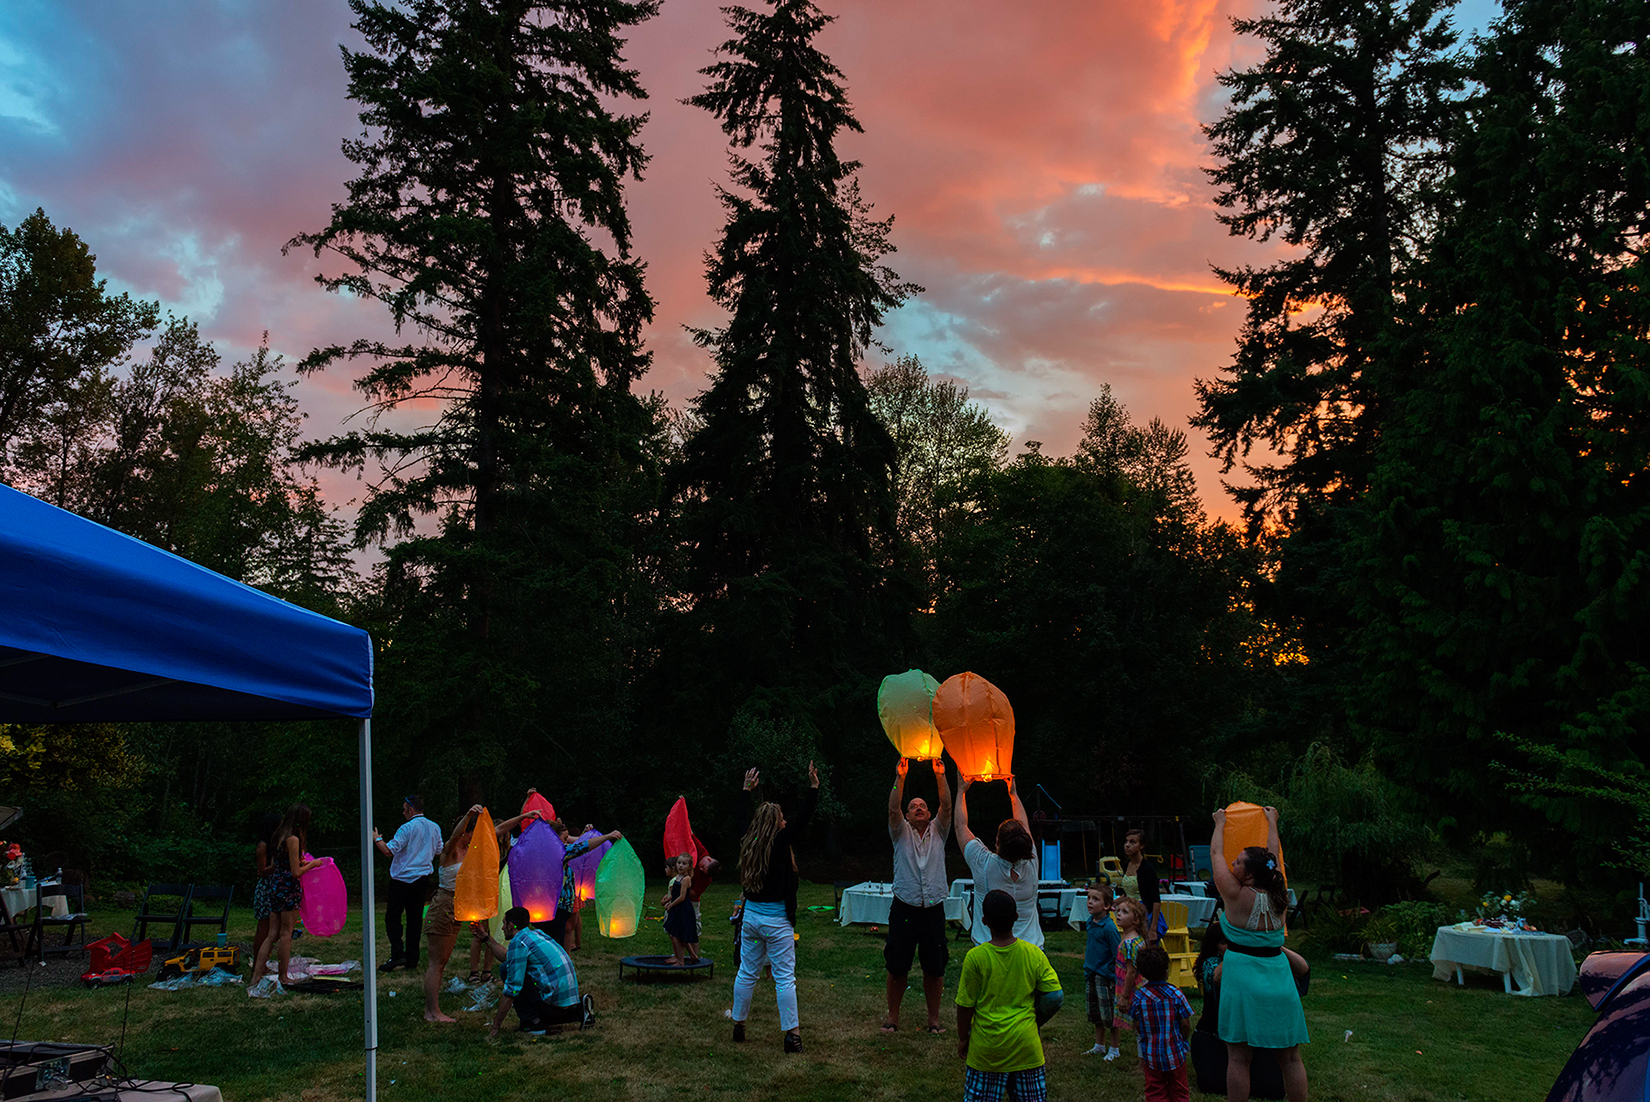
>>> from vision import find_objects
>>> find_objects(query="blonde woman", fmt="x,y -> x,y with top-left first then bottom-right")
730,763 -> 819,1054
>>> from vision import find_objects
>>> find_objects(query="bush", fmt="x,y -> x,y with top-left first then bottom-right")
1374,899 -> 1450,959
1300,902 -> 1368,955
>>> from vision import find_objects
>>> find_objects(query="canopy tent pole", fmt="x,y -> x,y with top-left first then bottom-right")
358,718 -> 378,1102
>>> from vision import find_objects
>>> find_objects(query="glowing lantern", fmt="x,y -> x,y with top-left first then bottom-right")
878,669 -> 943,759
569,828 -> 612,910
932,671 -> 1014,781
299,854 -> 348,937
521,791 -> 555,825
453,807 -> 500,922
1222,801 -> 1287,884
508,818 -> 565,923
487,866 -> 513,942
594,838 -> 644,938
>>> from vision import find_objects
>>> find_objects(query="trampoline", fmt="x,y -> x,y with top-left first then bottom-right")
618,955 -> 715,981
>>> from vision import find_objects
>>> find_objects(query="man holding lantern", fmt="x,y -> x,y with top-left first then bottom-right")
883,756 -> 954,1034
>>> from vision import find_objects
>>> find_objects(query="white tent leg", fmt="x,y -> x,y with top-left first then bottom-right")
359,718 -> 378,1102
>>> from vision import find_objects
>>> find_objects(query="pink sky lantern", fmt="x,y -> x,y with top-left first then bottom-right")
299,854 -> 348,937
521,791 -> 555,825
878,669 -> 943,760
508,818 -> 565,923
933,671 -> 1015,781
569,828 -> 611,910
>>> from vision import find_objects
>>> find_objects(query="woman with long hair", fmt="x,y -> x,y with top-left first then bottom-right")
249,803 -> 323,994
954,776 -> 1041,946
1120,827 -> 1163,945
730,762 -> 819,1054
1210,806 -> 1307,1102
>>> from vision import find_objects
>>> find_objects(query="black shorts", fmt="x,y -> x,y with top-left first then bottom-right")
884,898 -> 949,977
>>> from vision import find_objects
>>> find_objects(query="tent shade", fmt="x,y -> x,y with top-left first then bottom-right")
0,484 -> 372,722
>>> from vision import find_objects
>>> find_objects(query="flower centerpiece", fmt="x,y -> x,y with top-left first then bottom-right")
1478,889 -> 1535,928
0,842 -> 22,888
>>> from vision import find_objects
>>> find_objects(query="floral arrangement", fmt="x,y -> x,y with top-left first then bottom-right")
1478,890 -> 1535,926
0,841 -> 21,888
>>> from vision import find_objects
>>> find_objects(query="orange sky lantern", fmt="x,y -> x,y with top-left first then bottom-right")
932,671 -> 1014,781
453,807 -> 500,922
878,668 -> 943,760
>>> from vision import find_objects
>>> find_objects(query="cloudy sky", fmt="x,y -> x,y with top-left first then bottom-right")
0,0 -> 1494,524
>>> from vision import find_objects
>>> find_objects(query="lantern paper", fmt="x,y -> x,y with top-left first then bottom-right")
594,837 -> 644,938
878,669 -> 943,759
521,791 -> 555,825
487,866 -> 513,941
508,818 -> 565,923
1223,801 -> 1287,884
453,807 -> 500,922
298,854 -> 348,937
569,828 -> 612,910
932,671 -> 1015,781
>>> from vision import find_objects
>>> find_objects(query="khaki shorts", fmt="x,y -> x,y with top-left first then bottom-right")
425,889 -> 459,942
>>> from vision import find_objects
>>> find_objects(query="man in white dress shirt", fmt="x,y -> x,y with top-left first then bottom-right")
883,756 -> 953,1033
372,795 -> 443,973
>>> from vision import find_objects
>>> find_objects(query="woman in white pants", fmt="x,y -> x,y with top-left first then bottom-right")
730,762 -> 818,1053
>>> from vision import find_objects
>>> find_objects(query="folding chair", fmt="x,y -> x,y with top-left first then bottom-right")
28,882 -> 89,962
133,883 -> 192,952
0,896 -> 29,968
181,884 -> 234,947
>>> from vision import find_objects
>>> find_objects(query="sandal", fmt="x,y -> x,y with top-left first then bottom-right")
927,1024 -> 947,1035
880,1021 -> 898,1033
466,970 -> 484,985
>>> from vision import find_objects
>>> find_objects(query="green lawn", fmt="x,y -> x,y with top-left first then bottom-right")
14,882 -> 1593,1100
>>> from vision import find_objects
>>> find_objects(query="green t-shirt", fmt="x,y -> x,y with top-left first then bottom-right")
956,938 -> 1062,1073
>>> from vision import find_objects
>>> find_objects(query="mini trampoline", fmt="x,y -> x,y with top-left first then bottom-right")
618,955 -> 715,981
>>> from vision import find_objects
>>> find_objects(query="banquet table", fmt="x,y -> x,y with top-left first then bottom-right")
0,884 -> 70,921
1067,891 -> 1219,930
837,882 -> 965,927
1428,923 -> 1578,996
949,878 -> 1077,935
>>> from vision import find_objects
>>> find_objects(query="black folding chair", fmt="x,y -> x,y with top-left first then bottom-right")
133,882 -> 192,952
181,884 -> 234,947
28,882 -> 89,962
0,896 -> 29,968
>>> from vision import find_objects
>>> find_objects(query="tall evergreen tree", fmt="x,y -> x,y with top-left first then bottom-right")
1351,0 -> 1650,859
288,0 -> 661,797
662,0 -> 918,769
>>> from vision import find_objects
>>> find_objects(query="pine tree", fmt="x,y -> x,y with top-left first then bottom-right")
288,0 -> 661,789
1352,0 -> 1650,852
663,0 -> 918,771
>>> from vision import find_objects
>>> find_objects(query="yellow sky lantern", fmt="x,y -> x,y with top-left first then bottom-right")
932,671 -> 1014,781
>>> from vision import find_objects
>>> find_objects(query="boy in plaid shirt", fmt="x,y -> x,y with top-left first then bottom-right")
1130,945 -> 1192,1102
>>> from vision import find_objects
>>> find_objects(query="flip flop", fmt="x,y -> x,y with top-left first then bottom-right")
880,1021 -> 898,1033
927,1024 -> 947,1035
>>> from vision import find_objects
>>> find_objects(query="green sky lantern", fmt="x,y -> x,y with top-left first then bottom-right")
594,837 -> 645,938
878,668 -> 944,760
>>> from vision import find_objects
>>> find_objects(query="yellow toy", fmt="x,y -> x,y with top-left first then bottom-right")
157,945 -> 240,980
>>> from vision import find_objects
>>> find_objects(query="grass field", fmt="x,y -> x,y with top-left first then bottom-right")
9,881 -> 1593,1100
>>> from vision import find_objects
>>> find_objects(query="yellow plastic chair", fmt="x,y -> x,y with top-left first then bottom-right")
1160,901 -> 1197,989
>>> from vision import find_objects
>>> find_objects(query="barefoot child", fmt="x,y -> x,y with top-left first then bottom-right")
1083,884 -> 1123,1059
1114,897 -> 1146,1035
661,852 -> 698,963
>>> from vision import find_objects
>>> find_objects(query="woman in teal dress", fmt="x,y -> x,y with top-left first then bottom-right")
1210,806 -> 1308,1102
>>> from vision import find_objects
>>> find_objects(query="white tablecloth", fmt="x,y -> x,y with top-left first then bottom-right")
1067,892 -> 1218,929
0,885 -> 70,920
837,882 -> 965,926
1429,924 -> 1577,996
948,878 -> 1076,935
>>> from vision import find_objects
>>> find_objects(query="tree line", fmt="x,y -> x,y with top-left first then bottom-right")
1,0 -> 1643,917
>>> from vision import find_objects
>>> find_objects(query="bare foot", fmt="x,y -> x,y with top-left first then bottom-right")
881,1020 -> 898,1033
664,957 -> 683,966
425,1010 -> 456,1023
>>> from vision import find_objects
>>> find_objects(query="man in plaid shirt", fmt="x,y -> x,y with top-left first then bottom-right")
1130,945 -> 1192,1102
479,907 -> 593,1036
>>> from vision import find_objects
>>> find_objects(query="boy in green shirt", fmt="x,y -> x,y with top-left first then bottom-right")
955,889 -> 1064,1102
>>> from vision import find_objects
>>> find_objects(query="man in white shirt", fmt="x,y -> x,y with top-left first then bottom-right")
372,794 -> 443,973
883,756 -> 953,1033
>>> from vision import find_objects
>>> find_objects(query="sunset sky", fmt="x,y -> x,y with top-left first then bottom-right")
0,0 -> 1494,525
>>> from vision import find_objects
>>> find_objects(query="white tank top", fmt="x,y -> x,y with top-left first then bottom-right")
438,860 -> 460,892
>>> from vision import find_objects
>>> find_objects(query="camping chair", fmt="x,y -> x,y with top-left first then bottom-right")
181,884 -> 234,947
133,882 -> 192,952
27,882 -> 89,962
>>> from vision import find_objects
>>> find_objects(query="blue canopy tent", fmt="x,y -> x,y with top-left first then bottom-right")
0,483 -> 382,1097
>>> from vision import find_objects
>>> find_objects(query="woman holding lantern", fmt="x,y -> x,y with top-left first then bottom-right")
731,762 -> 819,1054
954,776 -> 1042,947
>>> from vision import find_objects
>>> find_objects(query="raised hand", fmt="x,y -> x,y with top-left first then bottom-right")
743,767 -> 760,791
895,758 -> 909,779
808,760 -> 820,789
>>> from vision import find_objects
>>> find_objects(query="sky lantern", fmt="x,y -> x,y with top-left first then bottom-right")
878,669 -> 943,760
932,671 -> 1014,781
453,807 -> 500,922
569,828 -> 612,909
594,838 -> 645,938
521,791 -> 555,825
508,818 -> 565,923
299,854 -> 348,937
487,867 -> 513,942
1223,801 -> 1287,884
